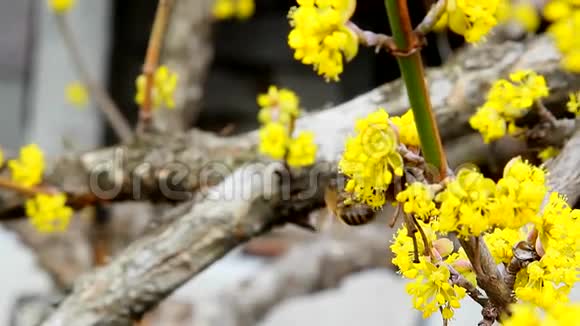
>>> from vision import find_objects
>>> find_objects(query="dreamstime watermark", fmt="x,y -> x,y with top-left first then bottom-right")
86,148 -> 338,202
86,148 -> 481,203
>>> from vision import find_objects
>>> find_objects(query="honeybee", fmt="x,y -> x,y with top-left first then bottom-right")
324,185 -> 377,226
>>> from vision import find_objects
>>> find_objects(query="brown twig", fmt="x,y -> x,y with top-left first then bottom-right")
447,264 -> 489,307
138,0 -> 175,132
415,0 -> 446,35
458,236 -> 514,316
0,177 -> 57,197
54,15 -> 133,143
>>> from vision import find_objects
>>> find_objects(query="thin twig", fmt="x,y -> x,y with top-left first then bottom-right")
54,15 -> 133,143
415,0 -> 447,35
138,0 -> 175,132
447,264 -> 489,307
346,21 -> 396,53
0,177 -> 57,197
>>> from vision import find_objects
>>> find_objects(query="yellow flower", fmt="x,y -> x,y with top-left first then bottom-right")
257,86 -> 301,125
48,0 -> 76,13
287,0 -> 358,81
503,303 -> 542,326
567,92 -> 580,116
391,222 -> 438,278
503,302 -> 580,326
469,105 -> 507,143
442,0 -> 501,43
544,0 -> 573,22
65,81 -> 89,108
259,122 -> 290,160
213,0 -> 235,19
339,109 -> 404,208
498,1 -> 540,33
435,168 -> 495,236
547,8 -> 580,73
538,146 -> 560,162
135,65 -> 178,110
25,193 -> 73,233
470,70 -> 549,142
405,257 -> 467,319
0,147 -> 3,168
287,131 -> 317,167
213,0 -> 255,20
484,227 -> 524,264
390,109 -> 420,147
395,182 -> 439,222
236,0 -> 255,19
512,2 -> 541,32
489,157 -> 546,229
8,144 -> 45,187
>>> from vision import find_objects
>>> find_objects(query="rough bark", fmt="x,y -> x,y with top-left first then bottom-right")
152,0 -> 214,132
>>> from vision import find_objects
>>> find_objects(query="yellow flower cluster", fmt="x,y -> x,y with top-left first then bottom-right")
567,92 -> 580,117
436,0 -> 501,43
8,144 -> 45,187
257,86 -> 317,167
391,223 -> 468,320
48,0 -> 76,13
503,302 -> 580,326
213,0 -> 254,20
339,109 -> 404,209
287,0 -> 358,81
496,0 -> 541,33
484,227 -> 523,264
390,109 -> 420,147
395,182 -> 439,222
545,0 -> 580,72
402,157 -> 545,237
515,193 -> 580,308
65,81 -> 89,109
490,157 -> 546,229
257,86 -> 300,125
470,70 -> 549,143
135,65 -> 178,110
436,168 -> 496,236
25,193 -> 73,233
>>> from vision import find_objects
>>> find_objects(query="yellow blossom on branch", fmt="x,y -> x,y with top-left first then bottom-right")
65,81 -> 89,109
547,6 -> 580,72
405,258 -> 467,319
135,65 -> 178,110
489,157 -> 546,229
259,122 -> 290,160
25,193 -> 73,233
435,168 -> 495,236
48,0 -> 76,13
8,144 -> 45,187
213,0 -> 255,20
395,182 -> 439,222
437,0 -> 501,43
484,227 -> 524,264
287,131 -> 317,167
567,92 -> 580,116
470,70 -> 549,143
339,109 -> 404,209
390,109 -> 420,147
503,302 -> 580,326
257,86 -> 301,125
287,0 -> 358,81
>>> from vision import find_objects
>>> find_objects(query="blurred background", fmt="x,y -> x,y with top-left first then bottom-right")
0,0 -> 573,325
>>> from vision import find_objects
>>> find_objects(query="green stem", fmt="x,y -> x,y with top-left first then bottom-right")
385,0 -> 447,179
